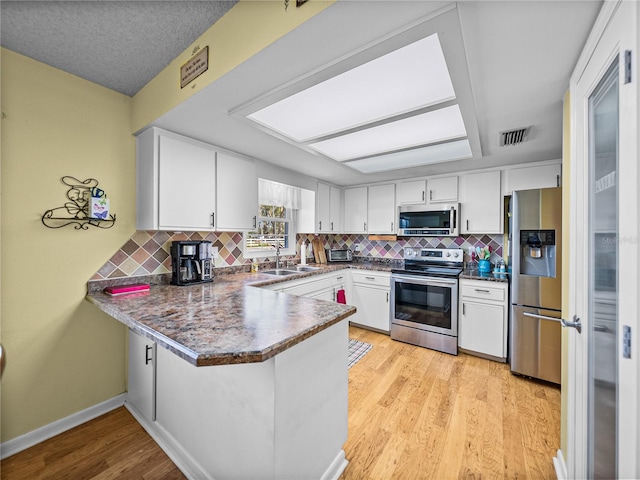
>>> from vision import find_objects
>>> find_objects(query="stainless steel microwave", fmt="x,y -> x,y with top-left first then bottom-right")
397,204 -> 459,237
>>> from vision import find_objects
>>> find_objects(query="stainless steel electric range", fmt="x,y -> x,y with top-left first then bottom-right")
390,247 -> 464,355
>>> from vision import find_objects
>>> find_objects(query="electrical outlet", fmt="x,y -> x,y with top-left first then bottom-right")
354,243 -> 360,252
211,246 -> 219,259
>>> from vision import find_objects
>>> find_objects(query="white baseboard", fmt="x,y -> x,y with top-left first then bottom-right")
0,394 -> 126,460
553,449 -> 568,480
322,449 -> 349,480
126,402 -> 349,480
124,402 -> 209,480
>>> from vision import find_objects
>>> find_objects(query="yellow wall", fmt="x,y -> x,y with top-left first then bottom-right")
132,0 -> 335,132
0,49 -> 136,441
561,90 -> 571,454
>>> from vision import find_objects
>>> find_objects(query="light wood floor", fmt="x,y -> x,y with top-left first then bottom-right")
342,326 -> 560,479
1,325 -> 560,479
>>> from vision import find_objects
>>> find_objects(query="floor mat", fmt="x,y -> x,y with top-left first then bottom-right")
348,338 -> 373,368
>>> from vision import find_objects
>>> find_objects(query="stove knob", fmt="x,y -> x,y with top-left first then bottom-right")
444,251 -> 451,257
453,251 -> 460,258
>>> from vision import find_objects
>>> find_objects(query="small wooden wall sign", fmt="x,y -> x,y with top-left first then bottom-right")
181,46 -> 209,88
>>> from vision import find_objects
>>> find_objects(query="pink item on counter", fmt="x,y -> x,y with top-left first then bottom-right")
104,284 -> 150,296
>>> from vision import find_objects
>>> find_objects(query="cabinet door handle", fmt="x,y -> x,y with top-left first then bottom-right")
319,221 -> 322,230
391,222 -> 394,231
557,174 -> 560,187
365,276 -> 375,281
332,288 -> 336,302
337,276 -> 344,280
462,303 -> 465,315
331,222 -> 334,231
364,222 -> 367,231
211,212 -> 215,228
466,219 -> 469,230
253,216 -> 257,229
422,190 -> 425,201
386,292 -> 389,302
145,345 -> 153,365
474,288 -> 490,293
429,190 -> 433,201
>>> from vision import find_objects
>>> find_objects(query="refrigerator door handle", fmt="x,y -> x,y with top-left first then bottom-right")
523,311 -> 561,323
560,315 -> 582,334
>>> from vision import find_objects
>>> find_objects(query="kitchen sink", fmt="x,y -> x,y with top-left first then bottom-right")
262,269 -> 299,276
295,265 -> 320,272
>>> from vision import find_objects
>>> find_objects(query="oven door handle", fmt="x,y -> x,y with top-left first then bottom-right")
391,274 -> 457,286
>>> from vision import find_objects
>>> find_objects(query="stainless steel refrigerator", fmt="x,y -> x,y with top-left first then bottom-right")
510,187 -> 562,384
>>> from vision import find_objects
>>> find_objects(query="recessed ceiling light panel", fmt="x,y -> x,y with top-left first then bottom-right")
247,33 -> 455,142
308,105 -> 467,161
343,139 -> 473,174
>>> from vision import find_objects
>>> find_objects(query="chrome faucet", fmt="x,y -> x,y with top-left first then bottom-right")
274,242 -> 282,269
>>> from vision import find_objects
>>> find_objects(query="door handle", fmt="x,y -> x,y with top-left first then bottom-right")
253,216 -> 257,229
145,345 -> 153,365
523,312 -> 561,323
594,324 -> 608,333
560,315 -> 582,334
211,212 -> 215,228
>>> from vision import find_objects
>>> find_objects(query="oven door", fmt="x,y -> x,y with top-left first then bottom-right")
390,273 -> 458,336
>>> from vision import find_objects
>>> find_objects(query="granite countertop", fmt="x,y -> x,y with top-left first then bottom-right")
460,267 -> 510,283
85,263 -> 390,367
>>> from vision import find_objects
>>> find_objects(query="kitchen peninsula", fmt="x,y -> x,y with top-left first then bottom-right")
87,271 -> 356,480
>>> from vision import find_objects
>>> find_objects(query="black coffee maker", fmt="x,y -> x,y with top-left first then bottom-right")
170,241 -> 214,286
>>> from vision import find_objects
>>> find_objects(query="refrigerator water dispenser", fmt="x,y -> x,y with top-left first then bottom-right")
519,229 -> 556,278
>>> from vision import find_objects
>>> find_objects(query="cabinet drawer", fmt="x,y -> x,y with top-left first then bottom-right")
460,282 -> 505,302
351,271 -> 390,288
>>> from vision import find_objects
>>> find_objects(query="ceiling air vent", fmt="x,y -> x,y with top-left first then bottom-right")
499,127 -> 530,146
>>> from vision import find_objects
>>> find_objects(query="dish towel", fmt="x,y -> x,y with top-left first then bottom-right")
336,289 -> 346,304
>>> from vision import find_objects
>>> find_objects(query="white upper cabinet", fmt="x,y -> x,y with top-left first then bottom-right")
136,127 -> 258,232
343,186 -> 368,234
137,128 -> 217,231
158,135 -> 217,231
297,188 -> 316,234
367,184 -> 396,234
504,163 -> 562,195
396,180 -> 426,205
426,176 -> 458,204
215,152 -> 258,231
317,183 -> 342,233
329,185 -> 342,233
459,170 -> 502,234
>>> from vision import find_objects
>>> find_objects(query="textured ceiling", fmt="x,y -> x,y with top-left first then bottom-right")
0,1 -> 238,96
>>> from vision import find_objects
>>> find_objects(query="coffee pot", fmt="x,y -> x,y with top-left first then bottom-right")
170,241 -> 214,286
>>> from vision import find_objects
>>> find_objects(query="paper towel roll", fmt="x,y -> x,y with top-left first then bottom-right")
300,243 -> 307,265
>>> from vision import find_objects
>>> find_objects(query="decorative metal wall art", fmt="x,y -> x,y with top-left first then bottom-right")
41,176 -> 116,229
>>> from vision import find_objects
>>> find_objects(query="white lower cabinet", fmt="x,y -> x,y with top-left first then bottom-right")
277,271 -> 348,301
349,271 -> 391,333
458,279 -> 508,361
127,329 -> 156,422
153,320 -> 349,479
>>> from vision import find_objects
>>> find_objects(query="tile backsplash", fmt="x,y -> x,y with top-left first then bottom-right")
92,230 -> 504,280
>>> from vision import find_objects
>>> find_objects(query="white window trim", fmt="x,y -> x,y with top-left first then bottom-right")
244,210 -> 297,259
